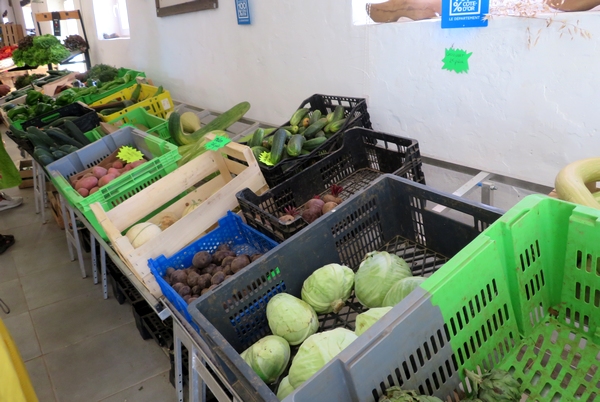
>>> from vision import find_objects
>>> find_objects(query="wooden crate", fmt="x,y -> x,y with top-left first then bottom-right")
47,190 -> 65,230
1,24 -> 24,46
90,134 -> 268,297
18,160 -> 34,189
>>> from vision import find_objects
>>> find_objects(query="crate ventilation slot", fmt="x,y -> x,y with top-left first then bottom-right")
223,268 -> 283,312
520,240 -> 541,272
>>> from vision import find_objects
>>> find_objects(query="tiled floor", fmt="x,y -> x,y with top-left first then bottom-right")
1,135 -> 175,401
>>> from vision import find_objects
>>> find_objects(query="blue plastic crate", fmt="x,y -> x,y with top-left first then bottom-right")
148,212 -> 279,331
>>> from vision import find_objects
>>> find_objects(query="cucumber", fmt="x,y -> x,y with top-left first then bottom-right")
309,110 -> 322,125
289,108 -> 309,126
186,101 -> 250,140
251,146 -> 268,162
332,105 -> 345,122
315,130 -> 326,138
286,134 -> 305,157
64,120 -> 91,145
325,118 -> 346,134
249,128 -> 264,148
269,128 -> 288,165
46,128 -> 84,148
263,128 -> 277,136
298,126 -> 306,135
303,118 -> 328,139
302,137 -> 327,151
168,112 -> 205,146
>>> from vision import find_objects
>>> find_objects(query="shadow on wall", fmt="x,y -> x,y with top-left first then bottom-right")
366,0 -> 600,22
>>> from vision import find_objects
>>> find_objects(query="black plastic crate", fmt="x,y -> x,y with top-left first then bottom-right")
142,314 -> 173,349
238,127 -> 425,243
259,94 -> 372,187
21,101 -> 100,134
132,300 -> 153,341
106,260 -> 143,305
188,174 -> 504,401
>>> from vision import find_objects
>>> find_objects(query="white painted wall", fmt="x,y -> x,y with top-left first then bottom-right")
78,0 -> 600,186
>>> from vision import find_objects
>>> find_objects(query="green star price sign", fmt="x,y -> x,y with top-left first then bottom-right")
117,146 -> 144,163
442,48 -> 473,74
205,135 -> 231,151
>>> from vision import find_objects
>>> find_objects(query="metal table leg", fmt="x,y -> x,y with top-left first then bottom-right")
32,161 -> 47,223
91,233 -> 98,284
100,247 -> 108,299
59,194 -> 86,278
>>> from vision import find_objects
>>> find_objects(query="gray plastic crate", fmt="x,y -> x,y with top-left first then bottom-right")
188,174 -> 504,402
173,101 -> 272,142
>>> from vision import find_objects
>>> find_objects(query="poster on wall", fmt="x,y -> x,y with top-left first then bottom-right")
235,0 -> 251,24
441,0 -> 489,28
156,0 -> 218,17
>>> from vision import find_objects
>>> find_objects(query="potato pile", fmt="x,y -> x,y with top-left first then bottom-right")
163,243 -> 263,305
69,157 -> 148,198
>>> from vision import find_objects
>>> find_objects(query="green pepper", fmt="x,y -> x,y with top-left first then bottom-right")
33,103 -> 54,116
25,90 -> 42,106
55,89 -> 77,106
7,106 -> 28,119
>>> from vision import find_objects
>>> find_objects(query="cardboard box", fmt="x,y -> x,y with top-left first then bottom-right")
18,160 -> 33,189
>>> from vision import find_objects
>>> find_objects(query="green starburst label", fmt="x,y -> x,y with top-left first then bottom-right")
442,48 -> 473,74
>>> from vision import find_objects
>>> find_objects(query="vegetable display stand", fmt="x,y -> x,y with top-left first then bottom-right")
187,174 -> 503,402
285,195 -> 600,402
46,126 -> 180,241
108,108 -> 169,141
238,127 -> 425,242
75,68 -> 146,105
148,212 -> 279,331
14,101 -> 100,134
89,83 -> 174,122
90,133 -> 268,297
260,94 -> 372,188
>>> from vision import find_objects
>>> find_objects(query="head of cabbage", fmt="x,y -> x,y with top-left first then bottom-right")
276,376 -> 294,400
301,264 -> 354,314
288,328 -> 357,389
266,293 -> 318,346
382,276 -> 427,307
355,307 -> 393,336
354,251 -> 412,308
240,335 -> 290,384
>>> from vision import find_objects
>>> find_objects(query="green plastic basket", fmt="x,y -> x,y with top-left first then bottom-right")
75,68 -> 146,105
289,195 -> 600,402
45,127 -> 180,240
83,127 -> 104,143
108,108 -> 172,144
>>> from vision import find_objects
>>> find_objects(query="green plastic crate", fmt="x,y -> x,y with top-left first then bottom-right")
75,68 -> 146,105
45,126 -> 180,240
108,108 -> 172,144
289,195 -> 600,402
83,127 -> 104,143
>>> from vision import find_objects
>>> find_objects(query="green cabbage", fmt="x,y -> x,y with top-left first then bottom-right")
288,328 -> 357,389
276,376 -> 294,400
266,293 -> 318,345
355,307 -> 393,336
382,276 -> 427,307
301,264 -> 354,314
354,251 -> 412,308
240,335 -> 290,384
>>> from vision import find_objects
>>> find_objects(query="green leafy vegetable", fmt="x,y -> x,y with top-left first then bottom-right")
355,307 -> 392,336
301,264 -> 354,314
276,376 -> 294,401
266,293 -> 318,346
87,63 -> 119,83
240,335 -> 290,384
12,34 -> 70,67
381,276 -> 427,307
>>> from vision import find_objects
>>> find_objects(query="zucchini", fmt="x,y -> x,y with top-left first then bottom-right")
169,112 -> 206,146
269,128 -> 288,165
51,150 -> 69,159
251,146 -> 268,161
26,127 -> 56,147
289,108 -> 309,126
309,110 -> 322,125
45,128 -> 84,148
41,116 -> 79,129
302,137 -> 327,151
33,147 -> 55,165
286,134 -> 305,157
249,128 -> 264,148
9,124 -> 27,139
303,118 -> 328,139
64,120 -> 91,145
189,102 -> 250,139
59,144 -> 79,154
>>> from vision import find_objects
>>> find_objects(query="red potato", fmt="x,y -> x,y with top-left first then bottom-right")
130,160 -> 146,168
89,187 -> 100,195
92,166 -> 108,179
107,168 -> 121,177
74,176 -> 98,191
82,173 -> 95,179
77,188 -> 89,197
112,161 -> 124,169
98,174 -> 116,188
122,164 -> 133,172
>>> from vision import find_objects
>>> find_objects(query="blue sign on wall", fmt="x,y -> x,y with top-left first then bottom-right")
235,0 -> 251,25
442,0 -> 489,29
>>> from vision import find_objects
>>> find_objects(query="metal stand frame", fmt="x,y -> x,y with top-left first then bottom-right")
32,160 -> 47,223
59,194 -> 86,278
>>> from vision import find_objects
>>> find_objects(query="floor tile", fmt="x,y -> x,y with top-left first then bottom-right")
13,233 -> 77,277
24,357 -> 57,402
99,371 -> 174,402
3,312 -> 41,361
31,290 -> 133,354
45,322 -> 169,402
20,260 -> 94,310
0,251 -> 18,284
0,195 -> 40,231
0,278 -> 28,317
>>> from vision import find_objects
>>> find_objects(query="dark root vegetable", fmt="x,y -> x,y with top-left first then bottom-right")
211,272 -> 226,285
178,285 -> 191,297
197,274 -> 212,289
217,243 -> 231,252
305,197 -> 325,211
250,254 -> 263,262
171,270 -> 188,284
172,283 -> 185,294
221,255 -> 236,267
191,285 -> 202,295
212,250 -> 236,265
322,202 -> 338,214
302,206 -> 322,224
192,251 -> 212,269
201,287 -> 211,296
187,296 -> 198,305
187,271 -> 201,287
166,267 -> 176,277
223,266 -> 234,276
201,264 -> 217,275
183,295 -> 191,303
231,255 -> 251,273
